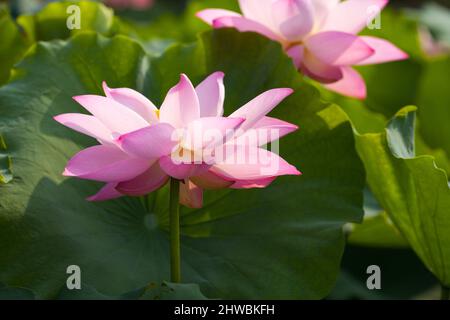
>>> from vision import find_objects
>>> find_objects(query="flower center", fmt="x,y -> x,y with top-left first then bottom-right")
286,40 -> 303,50
171,146 -> 204,165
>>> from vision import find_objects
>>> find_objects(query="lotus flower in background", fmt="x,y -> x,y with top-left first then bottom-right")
419,26 -> 450,57
55,73 -> 300,208
197,0 -> 409,99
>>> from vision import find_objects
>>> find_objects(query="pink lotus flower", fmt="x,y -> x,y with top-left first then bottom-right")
197,0 -> 409,99
55,72 -> 300,208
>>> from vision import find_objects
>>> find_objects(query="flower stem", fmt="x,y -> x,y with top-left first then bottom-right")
441,285 -> 450,300
169,178 -> 181,283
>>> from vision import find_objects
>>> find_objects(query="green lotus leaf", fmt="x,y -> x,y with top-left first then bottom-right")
0,4 -> 31,85
139,282 -> 208,300
0,282 -> 36,300
416,56 -> 450,166
356,106 -> 450,287
347,189 -> 408,248
0,1 -> 123,88
17,1 -> 118,42
0,134 -> 12,184
56,281 -> 206,300
348,212 -> 409,249
0,29 -> 364,299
